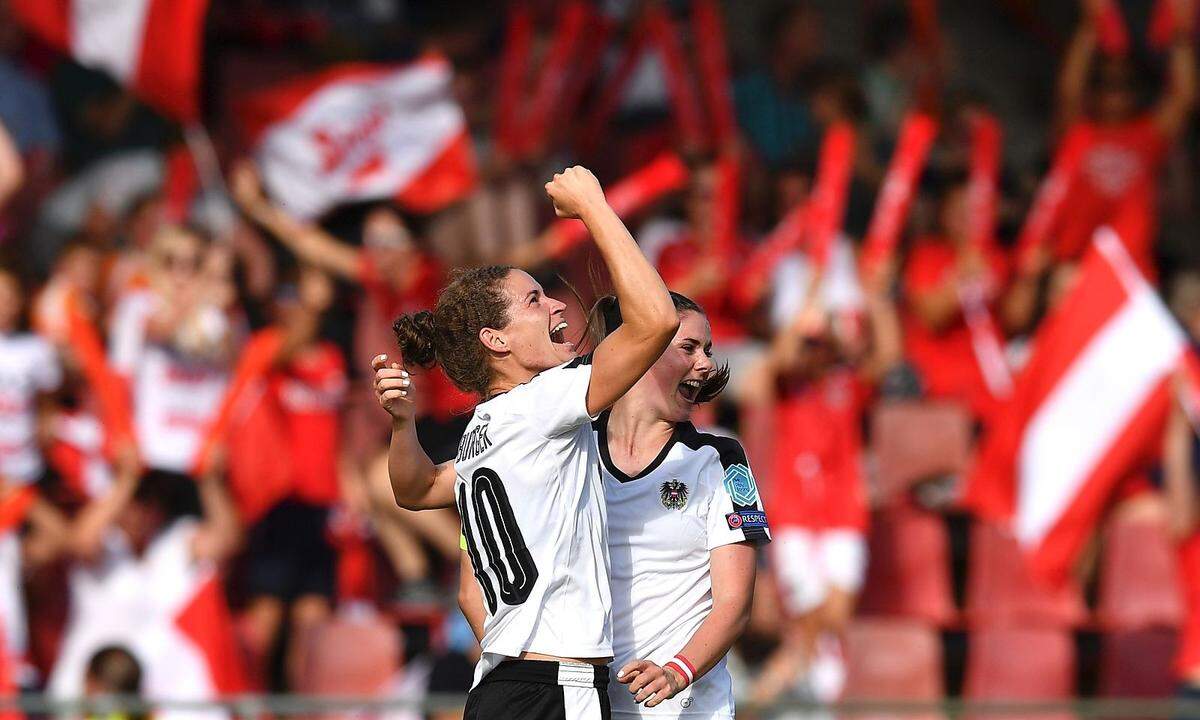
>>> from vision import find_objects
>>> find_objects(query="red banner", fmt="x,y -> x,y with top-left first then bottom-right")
806,122 -> 857,271
690,0 -> 737,147
861,113 -> 939,276
966,112 -> 1002,252
1015,124 -> 1095,273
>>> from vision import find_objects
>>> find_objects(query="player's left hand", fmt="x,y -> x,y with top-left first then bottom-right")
617,659 -> 686,708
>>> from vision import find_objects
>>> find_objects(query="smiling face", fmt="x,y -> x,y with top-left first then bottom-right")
481,270 -> 575,384
634,310 -> 716,423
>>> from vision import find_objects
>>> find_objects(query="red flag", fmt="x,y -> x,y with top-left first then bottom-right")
10,0 -> 208,120
965,227 -> 1193,585
239,57 -> 477,219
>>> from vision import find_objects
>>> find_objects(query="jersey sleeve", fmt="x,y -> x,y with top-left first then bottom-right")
524,355 -> 599,437
704,439 -> 771,549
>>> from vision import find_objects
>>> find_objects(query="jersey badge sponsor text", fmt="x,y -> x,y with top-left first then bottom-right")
723,463 -> 759,506
659,479 -> 689,510
727,510 -> 768,529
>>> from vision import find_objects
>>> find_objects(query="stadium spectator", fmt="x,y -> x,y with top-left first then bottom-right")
745,254 -> 901,706
50,453 -> 244,720
1049,0 -> 1195,274
229,266 -> 349,690
900,174 -> 1009,420
108,225 -> 235,475
733,3 -> 822,167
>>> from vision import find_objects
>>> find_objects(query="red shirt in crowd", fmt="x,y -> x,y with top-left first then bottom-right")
356,252 -> 474,420
767,368 -> 869,532
272,341 -> 347,507
653,234 -> 746,343
901,237 -> 1008,420
1053,118 -> 1168,274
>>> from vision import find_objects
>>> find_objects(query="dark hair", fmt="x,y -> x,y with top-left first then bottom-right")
589,291 -> 730,403
393,265 -> 513,397
86,645 -> 143,694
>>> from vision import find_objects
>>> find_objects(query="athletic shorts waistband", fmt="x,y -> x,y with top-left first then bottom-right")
484,660 -> 609,689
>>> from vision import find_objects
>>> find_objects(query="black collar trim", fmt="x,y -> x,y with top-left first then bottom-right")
595,410 -> 679,483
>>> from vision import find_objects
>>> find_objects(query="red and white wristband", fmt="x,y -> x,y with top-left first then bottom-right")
664,654 -> 696,688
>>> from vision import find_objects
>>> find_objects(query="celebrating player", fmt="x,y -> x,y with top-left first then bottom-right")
461,292 -> 768,719
373,166 -> 679,720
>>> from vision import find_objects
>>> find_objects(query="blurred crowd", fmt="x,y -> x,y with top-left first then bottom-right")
3,0 -> 1200,717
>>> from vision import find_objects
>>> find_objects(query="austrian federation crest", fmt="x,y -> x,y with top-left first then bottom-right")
660,479 -> 689,510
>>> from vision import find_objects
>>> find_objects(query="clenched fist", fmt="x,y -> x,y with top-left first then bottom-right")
544,166 -> 606,219
372,354 -> 415,423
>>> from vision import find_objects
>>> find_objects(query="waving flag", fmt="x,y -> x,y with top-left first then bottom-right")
239,56 -> 477,220
10,0 -> 208,120
966,227 -> 1199,585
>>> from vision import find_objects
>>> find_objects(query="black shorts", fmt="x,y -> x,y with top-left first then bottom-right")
243,499 -> 336,602
465,660 -> 611,720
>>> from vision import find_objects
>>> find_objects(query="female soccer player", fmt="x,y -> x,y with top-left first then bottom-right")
461,292 -> 769,719
373,166 -> 679,720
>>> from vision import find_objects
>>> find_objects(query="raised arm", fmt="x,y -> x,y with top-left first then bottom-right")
1154,0 -> 1197,139
70,450 -> 140,563
544,167 -> 679,416
190,457 -> 243,563
1057,1 -> 1102,131
1164,390 -> 1199,539
372,354 -> 457,510
229,160 -> 363,281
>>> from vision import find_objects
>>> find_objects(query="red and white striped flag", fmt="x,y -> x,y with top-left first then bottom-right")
10,0 -> 208,121
239,56 -> 477,220
966,227 -> 1198,584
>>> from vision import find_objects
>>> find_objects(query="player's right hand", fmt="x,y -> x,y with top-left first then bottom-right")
372,354 -> 415,422
545,165 -> 605,219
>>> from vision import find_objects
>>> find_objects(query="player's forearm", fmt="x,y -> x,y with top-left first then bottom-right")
670,545 -> 756,682
673,594 -> 752,681
387,418 -> 444,510
580,202 -> 677,343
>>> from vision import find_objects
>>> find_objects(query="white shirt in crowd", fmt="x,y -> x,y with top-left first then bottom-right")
454,357 -> 610,686
108,292 -> 229,473
0,333 -> 62,484
595,415 -> 771,719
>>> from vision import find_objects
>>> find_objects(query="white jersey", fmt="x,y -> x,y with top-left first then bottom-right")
0,333 -> 61,484
455,357 -> 610,685
595,414 -> 771,719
